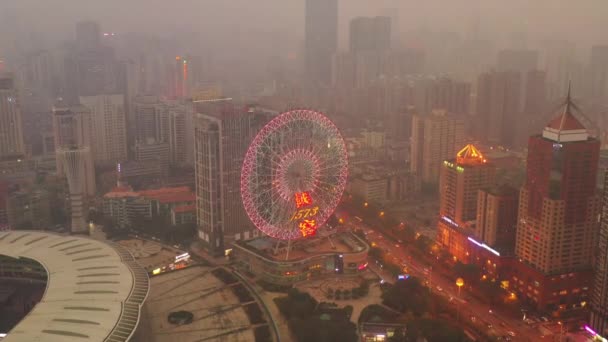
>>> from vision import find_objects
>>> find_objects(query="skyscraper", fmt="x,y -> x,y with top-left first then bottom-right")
52,104 -> 96,197
349,16 -> 391,53
305,0 -> 338,85
413,77 -> 472,116
410,110 -> 465,184
590,171 -> 608,336
0,73 -> 25,159
66,22 -> 118,102
80,94 -> 128,165
476,185 -> 518,255
513,94 -> 600,310
437,144 -> 496,261
195,102 -> 273,255
475,71 -> 522,146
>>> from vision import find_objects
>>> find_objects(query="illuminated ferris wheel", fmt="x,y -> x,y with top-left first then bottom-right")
241,109 -> 348,240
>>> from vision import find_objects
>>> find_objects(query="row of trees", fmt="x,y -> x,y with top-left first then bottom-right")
326,280 -> 370,300
274,289 -> 358,342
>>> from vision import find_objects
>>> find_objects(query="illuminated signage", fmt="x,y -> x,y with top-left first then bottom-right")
295,191 -> 313,208
441,216 -> 459,227
290,206 -> 319,221
585,325 -> 607,341
152,268 -> 161,275
467,237 -> 500,256
299,220 -> 317,237
292,191 -> 320,237
175,252 -> 190,262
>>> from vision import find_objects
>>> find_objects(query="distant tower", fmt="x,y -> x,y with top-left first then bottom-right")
410,110 -> 465,184
0,73 -> 25,158
58,148 -> 90,234
305,0 -> 338,85
475,71 -> 522,147
79,94 -> 128,165
52,104 -> 96,196
349,16 -> 391,53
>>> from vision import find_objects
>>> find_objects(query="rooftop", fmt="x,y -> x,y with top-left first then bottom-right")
456,144 -> 487,165
237,231 -> 368,262
104,186 -> 195,203
542,85 -> 590,143
0,231 -> 149,342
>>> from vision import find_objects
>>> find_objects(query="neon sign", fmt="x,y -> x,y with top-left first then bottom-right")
467,237 -> 500,256
290,206 -> 319,221
299,219 -> 317,237
293,192 -> 319,237
295,191 -> 313,208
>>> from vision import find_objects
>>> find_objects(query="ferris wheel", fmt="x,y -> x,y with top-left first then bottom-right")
241,109 -> 348,240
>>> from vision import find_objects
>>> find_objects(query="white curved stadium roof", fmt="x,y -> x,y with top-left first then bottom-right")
0,231 -> 149,342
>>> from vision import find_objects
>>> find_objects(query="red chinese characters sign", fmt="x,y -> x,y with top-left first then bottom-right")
299,220 -> 317,237
294,192 -> 319,237
295,191 -> 313,209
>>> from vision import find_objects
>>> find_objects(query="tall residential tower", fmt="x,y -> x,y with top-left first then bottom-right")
0,73 -> 25,158
305,0 -> 338,85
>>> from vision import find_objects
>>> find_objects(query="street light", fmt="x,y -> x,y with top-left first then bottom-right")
456,277 -> 464,297
456,278 -> 464,321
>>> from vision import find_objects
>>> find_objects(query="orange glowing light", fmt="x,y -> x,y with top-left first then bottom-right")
299,219 -> 317,237
175,56 -> 181,61
456,144 -> 486,165
295,192 -> 313,209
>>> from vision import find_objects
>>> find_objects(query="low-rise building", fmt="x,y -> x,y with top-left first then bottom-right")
232,231 -> 369,285
102,186 -> 195,229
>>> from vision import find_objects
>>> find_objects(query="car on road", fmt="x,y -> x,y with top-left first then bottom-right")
436,286 -> 443,292
470,316 -> 476,322
487,323 -> 493,329
540,316 -> 549,322
507,331 -> 516,337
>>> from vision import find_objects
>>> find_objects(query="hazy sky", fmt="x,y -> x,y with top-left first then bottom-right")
1,0 -> 607,49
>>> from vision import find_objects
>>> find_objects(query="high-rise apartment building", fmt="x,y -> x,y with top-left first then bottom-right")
0,73 -> 25,158
590,171 -> 608,337
132,96 -> 194,166
475,71 -> 522,147
164,101 -> 194,166
133,95 -> 164,144
513,96 -> 600,310
437,144 -> 496,261
195,101 -> 274,255
66,22 -> 118,102
476,185 -> 518,255
413,77 -> 472,116
134,139 -> 170,176
410,110 -> 465,184
349,16 -> 391,53
80,94 -> 128,165
305,0 -> 338,85
52,104 -> 96,197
